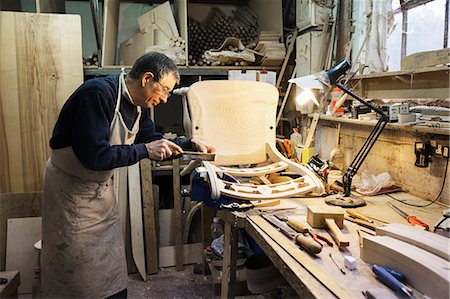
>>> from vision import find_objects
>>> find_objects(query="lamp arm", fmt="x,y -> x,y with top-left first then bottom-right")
335,83 -> 389,197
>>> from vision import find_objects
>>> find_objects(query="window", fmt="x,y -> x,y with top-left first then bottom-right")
387,0 -> 448,71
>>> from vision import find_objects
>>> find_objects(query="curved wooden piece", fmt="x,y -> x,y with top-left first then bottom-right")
219,161 -> 289,177
266,143 -> 325,194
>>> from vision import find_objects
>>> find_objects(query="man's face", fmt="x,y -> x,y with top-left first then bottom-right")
138,72 -> 178,108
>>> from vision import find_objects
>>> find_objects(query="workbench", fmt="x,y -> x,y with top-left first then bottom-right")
217,192 -> 446,298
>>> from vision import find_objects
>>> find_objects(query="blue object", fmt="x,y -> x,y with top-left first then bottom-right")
190,168 -> 249,210
372,265 -> 413,298
380,265 -> 407,283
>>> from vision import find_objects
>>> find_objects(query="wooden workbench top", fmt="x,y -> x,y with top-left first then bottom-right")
219,192 -> 448,298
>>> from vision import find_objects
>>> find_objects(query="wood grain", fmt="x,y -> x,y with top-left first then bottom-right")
188,80 -> 278,166
0,12 -> 83,193
361,235 -> 450,299
376,223 -> 450,261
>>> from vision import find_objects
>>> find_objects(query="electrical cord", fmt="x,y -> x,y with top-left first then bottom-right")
387,156 -> 449,208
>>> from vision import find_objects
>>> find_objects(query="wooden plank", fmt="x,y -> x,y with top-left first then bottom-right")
36,0 -> 65,13
221,222 -> 238,298
275,28 -> 298,89
376,223 -> 450,261
137,2 -> 179,41
128,163 -> 147,281
173,0 -> 188,66
172,158 -> 183,271
361,236 -> 450,299
0,12 -> 83,193
140,159 -> 158,274
158,243 -> 203,268
401,48 -> 450,70
0,192 -> 42,271
247,215 -> 357,299
101,0 -> 119,66
6,217 -> 41,295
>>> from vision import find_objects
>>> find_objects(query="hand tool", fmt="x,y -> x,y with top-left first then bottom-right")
165,150 -> 216,161
379,265 -> 407,283
344,216 -> 378,231
387,202 -> 429,231
372,264 -> 413,298
329,253 -> 346,274
346,209 -> 373,223
260,212 -> 322,254
284,217 -> 334,247
307,205 -> 350,247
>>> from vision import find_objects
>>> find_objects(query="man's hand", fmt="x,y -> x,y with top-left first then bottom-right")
145,139 -> 183,161
191,138 -> 216,154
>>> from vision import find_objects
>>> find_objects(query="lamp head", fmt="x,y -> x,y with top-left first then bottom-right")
325,60 -> 351,86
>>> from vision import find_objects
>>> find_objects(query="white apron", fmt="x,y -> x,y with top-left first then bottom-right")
41,73 -> 142,298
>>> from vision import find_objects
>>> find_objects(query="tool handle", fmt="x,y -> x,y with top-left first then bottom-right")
287,218 -> 309,233
372,265 -> 412,298
406,216 -> 429,230
380,266 -> 407,283
294,234 -> 322,254
346,209 -> 373,223
325,218 -> 350,247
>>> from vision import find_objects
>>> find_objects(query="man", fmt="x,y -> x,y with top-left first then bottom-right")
41,52 -> 215,298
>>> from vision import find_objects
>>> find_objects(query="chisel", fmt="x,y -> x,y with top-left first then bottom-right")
387,203 -> 429,230
260,213 -> 322,254
346,209 -> 373,223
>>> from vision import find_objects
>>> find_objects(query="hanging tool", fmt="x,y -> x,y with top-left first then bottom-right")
387,203 -> 429,231
260,212 -> 323,254
372,265 -> 413,298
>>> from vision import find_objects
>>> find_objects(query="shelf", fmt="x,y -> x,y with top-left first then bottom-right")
348,66 -> 449,99
313,114 -> 450,136
84,65 -> 280,77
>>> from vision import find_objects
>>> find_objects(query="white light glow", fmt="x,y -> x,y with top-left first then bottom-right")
295,89 -> 319,106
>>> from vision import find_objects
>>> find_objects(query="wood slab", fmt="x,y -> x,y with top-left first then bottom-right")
361,235 -> 450,299
0,12 -> 83,192
376,223 -> 450,261
101,0 -> 119,66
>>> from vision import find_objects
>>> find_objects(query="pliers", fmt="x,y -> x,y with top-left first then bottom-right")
308,231 -> 334,247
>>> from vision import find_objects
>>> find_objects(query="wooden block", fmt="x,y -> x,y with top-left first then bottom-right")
361,236 -> 450,299
307,205 -> 344,229
376,223 -> 450,261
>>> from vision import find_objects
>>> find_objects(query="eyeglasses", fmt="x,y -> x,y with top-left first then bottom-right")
154,80 -> 171,98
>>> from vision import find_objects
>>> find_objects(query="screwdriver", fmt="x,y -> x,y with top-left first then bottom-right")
372,265 -> 413,298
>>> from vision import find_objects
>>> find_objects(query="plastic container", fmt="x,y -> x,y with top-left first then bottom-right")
210,217 -> 224,240
330,87 -> 345,117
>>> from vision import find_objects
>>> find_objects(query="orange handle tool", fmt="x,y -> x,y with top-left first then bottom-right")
406,216 -> 429,230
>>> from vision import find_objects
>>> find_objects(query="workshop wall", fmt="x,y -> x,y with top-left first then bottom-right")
316,124 -> 449,204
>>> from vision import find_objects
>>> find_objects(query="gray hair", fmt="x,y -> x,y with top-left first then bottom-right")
128,52 -> 180,83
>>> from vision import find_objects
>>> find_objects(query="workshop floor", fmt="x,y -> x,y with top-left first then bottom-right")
128,264 -> 297,298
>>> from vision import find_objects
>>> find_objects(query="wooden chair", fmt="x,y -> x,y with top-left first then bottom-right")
186,80 -> 324,201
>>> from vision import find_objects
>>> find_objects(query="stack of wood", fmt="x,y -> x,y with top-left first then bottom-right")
83,52 -> 99,67
255,31 -> 285,67
166,36 -> 186,50
361,223 -> 450,299
188,6 -> 259,66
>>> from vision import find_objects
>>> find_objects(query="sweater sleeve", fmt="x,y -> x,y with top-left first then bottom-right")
71,91 -> 149,170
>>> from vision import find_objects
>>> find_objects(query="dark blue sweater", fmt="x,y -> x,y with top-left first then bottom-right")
50,75 -> 191,170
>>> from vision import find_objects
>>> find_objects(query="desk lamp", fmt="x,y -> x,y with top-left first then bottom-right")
289,60 -> 389,197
